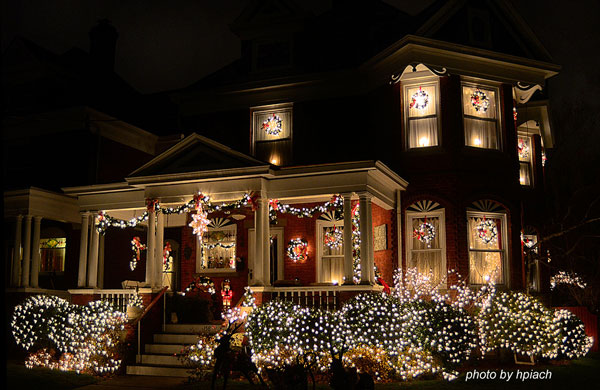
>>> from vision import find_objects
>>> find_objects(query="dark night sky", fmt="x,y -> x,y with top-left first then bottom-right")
2,0 -> 599,203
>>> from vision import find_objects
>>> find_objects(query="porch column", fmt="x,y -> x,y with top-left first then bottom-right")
77,212 -> 90,287
260,198 -> 271,286
154,212 -> 165,288
358,193 -> 374,284
87,218 -> 100,288
146,210 -> 156,287
342,193 -> 354,284
97,234 -> 105,289
21,215 -> 32,287
252,196 -> 265,286
396,190 -> 403,272
30,216 -> 42,288
11,215 -> 23,287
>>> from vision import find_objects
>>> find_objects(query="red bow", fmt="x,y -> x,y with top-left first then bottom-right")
250,193 -> 260,211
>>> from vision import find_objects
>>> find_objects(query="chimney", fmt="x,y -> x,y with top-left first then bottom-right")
89,19 -> 118,72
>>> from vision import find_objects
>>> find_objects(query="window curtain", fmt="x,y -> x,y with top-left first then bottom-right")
409,217 -> 443,284
468,217 -> 503,284
520,163 -> 531,186
408,118 -> 438,148
462,86 -> 499,149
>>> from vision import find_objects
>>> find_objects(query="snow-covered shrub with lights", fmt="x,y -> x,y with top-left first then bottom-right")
551,309 -> 593,359
12,295 -> 127,375
474,291 -> 558,358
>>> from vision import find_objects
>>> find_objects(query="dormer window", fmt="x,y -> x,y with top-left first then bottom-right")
404,79 -> 440,149
251,103 -> 292,166
462,84 -> 500,149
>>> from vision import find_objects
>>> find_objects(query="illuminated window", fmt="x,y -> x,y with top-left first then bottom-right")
406,206 -> 446,286
316,219 -> 344,285
404,80 -> 439,148
462,84 -> 500,149
39,238 -> 66,273
251,104 -> 292,166
198,219 -> 236,272
518,136 -> 532,186
467,212 -> 507,284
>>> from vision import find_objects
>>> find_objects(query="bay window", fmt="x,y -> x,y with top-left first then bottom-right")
404,80 -> 440,149
462,84 -> 500,149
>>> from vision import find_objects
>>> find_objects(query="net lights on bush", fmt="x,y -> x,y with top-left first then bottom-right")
409,87 -> 429,110
12,295 -> 127,375
475,218 -> 498,245
470,88 -> 490,112
413,219 -> 436,248
262,113 -> 283,136
287,238 -> 309,262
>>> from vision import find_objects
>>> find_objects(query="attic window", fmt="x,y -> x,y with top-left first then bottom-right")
251,104 -> 293,165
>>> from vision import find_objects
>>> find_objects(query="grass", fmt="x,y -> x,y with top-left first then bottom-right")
6,360 -> 99,390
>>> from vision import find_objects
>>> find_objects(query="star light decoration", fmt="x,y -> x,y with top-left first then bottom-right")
12,295 -> 127,375
475,218 -> 498,245
470,88 -> 490,112
189,203 -> 210,241
262,113 -> 283,136
413,219 -> 436,248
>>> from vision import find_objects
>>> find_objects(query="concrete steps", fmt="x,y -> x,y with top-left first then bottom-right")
126,322 -> 224,377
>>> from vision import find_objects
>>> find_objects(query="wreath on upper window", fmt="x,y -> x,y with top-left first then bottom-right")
324,226 -> 343,249
470,89 -> 490,112
476,218 -> 498,245
413,219 -> 436,248
409,87 -> 429,110
287,238 -> 308,262
262,113 -> 283,136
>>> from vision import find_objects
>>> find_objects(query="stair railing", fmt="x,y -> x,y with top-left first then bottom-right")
132,286 -> 169,361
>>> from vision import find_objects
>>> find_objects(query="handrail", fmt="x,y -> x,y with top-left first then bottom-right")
131,286 -> 168,326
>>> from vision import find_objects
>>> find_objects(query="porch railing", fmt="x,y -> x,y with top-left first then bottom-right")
271,286 -> 338,310
99,289 -> 137,312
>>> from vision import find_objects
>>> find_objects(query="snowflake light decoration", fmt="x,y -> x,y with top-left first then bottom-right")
413,220 -> 436,248
476,218 -> 498,245
262,113 -> 283,136
470,89 -> 490,112
409,87 -> 429,110
324,226 -> 343,249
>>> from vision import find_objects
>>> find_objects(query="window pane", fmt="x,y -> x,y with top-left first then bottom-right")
520,162 -> 531,186
322,256 -> 343,284
201,229 -> 236,270
410,250 -> 443,285
407,85 -> 437,117
518,137 -> 531,161
408,118 -> 438,148
464,118 -> 498,149
462,86 -> 496,119
469,251 -> 503,284
254,110 -> 291,141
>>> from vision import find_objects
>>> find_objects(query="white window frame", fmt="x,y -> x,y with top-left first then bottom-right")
402,75 -> 441,150
461,80 -> 502,150
517,133 -> 533,187
405,209 -> 447,288
316,219 -> 345,284
466,210 -> 509,286
251,103 -> 293,165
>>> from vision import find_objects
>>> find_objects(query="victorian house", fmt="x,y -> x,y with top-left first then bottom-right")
4,0 -> 562,375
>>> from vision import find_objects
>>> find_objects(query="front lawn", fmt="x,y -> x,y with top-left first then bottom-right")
6,360 -> 98,390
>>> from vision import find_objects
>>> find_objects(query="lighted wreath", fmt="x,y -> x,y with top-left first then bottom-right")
518,138 -> 530,160
413,220 -> 436,248
470,89 -> 490,112
262,113 -> 283,136
409,87 -> 429,110
287,238 -> 309,262
324,226 -> 343,249
476,218 -> 498,245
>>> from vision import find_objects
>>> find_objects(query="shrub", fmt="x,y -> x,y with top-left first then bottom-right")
552,309 -> 593,359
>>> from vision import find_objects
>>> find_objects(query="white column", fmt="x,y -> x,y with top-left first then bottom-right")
98,234 -> 105,289
366,197 -> 375,283
21,215 -> 32,287
30,216 -> 42,288
146,210 -> 156,287
77,213 -> 90,287
342,193 -> 354,284
87,220 -> 100,288
359,193 -> 374,284
396,190 -> 403,272
260,198 -> 271,286
253,198 -> 265,286
154,212 -> 165,288
11,215 -> 23,287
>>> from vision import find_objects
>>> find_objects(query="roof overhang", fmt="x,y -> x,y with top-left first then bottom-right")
4,187 -> 80,223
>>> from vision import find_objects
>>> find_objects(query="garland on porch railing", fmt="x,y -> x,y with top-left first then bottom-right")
95,193 -> 253,234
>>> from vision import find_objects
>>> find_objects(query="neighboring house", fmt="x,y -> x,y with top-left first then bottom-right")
5,0 -> 561,367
